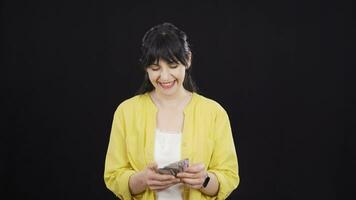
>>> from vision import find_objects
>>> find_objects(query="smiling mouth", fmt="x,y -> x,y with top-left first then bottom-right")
158,80 -> 176,89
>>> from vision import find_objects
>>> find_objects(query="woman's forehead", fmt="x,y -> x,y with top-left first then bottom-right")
152,57 -> 180,65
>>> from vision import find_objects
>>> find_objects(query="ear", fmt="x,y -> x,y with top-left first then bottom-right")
186,51 -> 192,69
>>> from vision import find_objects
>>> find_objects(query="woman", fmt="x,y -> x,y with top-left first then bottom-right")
104,22 -> 239,200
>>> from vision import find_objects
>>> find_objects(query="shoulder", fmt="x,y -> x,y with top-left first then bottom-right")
194,93 -> 228,114
114,93 -> 148,115
192,93 -> 232,132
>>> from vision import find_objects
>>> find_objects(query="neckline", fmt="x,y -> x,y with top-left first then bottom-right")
146,91 -> 196,114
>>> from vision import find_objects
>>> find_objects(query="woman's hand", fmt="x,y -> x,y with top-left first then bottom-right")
176,163 -> 207,189
144,162 -> 181,191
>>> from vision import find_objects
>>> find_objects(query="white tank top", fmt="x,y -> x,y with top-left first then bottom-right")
154,129 -> 183,200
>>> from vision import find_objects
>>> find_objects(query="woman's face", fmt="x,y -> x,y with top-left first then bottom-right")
146,59 -> 187,97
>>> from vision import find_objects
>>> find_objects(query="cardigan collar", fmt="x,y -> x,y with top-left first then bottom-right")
144,91 -> 198,114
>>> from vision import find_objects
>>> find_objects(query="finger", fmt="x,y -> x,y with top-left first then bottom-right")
150,184 -> 169,191
147,168 -> 176,181
148,179 -> 181,191
151,173 -> 177,181
147,162 -> 158,170
181,177 -> 204,186
184,163 -> 205,173
184,183 -> 203,189
147,179 -> 178,187
177,172 -> 195,178
150,182 -> 175,191
148,178 -> 180,187
177,171 -> 204,179
153,181 -> 180,191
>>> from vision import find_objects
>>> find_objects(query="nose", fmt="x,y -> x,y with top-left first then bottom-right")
159,68 -> 171,80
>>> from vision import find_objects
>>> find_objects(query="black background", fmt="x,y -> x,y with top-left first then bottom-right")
2,0 -> 354,199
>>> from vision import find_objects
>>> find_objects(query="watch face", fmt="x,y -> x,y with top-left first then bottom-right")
202,176 -> 210,188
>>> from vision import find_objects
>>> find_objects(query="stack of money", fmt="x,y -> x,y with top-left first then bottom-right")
157,159 -> 189,177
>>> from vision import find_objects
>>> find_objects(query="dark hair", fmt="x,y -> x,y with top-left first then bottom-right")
135,22 -> 198,95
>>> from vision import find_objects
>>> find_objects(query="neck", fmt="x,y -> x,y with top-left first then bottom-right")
151,89 -> 192,108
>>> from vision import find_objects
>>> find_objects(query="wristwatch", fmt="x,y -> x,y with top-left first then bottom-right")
202,174 -> 210,188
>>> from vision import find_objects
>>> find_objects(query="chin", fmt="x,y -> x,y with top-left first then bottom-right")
160,89 -> 177,96
154,87 -> 177,96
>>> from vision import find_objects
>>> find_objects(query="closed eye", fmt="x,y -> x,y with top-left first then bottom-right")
149,65 -> 160,71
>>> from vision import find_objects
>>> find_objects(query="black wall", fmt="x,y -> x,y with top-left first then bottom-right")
2,0 -> 354,199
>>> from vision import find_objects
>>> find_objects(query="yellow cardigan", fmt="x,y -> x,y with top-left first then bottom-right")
104,92 -> 239,200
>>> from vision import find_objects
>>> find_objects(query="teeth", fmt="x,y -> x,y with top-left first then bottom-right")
160,81 -> 173,85
159,81 -> 174,88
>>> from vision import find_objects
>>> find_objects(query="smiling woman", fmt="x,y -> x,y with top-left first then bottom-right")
104,22 -> 240,200
146,59 -> 187,96
136,23 -> 197,96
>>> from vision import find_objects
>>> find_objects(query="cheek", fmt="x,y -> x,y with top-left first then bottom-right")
147,72 -> 159,84
177,70 -> 186,81
170,67 -> 184,78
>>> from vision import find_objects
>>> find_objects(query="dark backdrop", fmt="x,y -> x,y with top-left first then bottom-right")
2,0 -> 354,199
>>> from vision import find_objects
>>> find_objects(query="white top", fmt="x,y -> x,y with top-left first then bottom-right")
154,129 -> 183,200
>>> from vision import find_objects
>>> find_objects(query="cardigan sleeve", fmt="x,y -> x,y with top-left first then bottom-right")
104,106 -> 136,200
208,106 -> 240,200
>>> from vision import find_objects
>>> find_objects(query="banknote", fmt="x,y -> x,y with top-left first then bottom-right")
157,158 -> 189,177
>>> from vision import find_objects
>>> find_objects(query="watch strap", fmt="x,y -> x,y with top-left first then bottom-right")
202,174 -> 210,188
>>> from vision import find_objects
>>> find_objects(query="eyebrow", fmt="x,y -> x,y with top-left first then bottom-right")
150,63 -> 178,67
